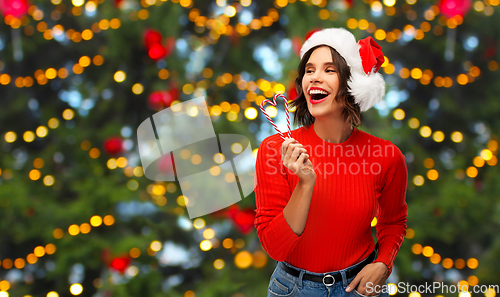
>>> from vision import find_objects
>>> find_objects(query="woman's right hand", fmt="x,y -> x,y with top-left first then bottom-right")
282,137 -> 316,184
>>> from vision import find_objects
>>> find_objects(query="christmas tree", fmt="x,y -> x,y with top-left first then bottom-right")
0,0 -> 499,296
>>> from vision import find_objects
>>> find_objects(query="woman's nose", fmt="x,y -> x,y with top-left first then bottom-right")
310,72 -> 322,83
311,74 -> 322,83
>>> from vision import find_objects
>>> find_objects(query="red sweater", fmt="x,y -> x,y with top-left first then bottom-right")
254,125 -> 408,275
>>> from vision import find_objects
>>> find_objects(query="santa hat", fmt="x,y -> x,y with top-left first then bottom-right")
300,28 -> 386,112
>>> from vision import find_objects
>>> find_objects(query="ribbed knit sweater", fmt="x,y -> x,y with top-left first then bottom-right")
254,124 -> 408,275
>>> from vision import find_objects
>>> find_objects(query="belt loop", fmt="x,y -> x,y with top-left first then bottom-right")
341,270 -> 347,287
298,270 -> 304,289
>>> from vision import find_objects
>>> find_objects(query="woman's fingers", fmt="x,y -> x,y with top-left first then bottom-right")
296,154 -> 316,182
280,139 -> 317,182
282,142 -> 304,164
301,150 -> 309,163
290,147 -> 306,160
282,138 -> 297,159
287,143 -> 303,154
288,152 -> 307,175
297,152 -> 307,165
281,139 -> 315,182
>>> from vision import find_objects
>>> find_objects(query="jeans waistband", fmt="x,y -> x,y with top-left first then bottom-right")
278,248 -> 377,289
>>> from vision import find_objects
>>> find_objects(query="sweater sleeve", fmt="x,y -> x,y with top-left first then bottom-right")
254,137 -> 301,261
372,144 -> 408,276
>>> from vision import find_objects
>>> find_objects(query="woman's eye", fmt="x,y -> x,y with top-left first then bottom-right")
306,70 -> 314,73
326,69 -> 336,73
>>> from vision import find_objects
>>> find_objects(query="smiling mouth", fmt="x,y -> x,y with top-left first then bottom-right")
309,89 -> 330,101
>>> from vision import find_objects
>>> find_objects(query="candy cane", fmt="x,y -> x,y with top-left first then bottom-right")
260,94 -> 291,141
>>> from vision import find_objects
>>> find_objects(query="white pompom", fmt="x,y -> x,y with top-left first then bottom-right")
348,72 -> 386,112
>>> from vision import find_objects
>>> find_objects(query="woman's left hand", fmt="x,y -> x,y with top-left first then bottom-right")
345,262 -> 388,296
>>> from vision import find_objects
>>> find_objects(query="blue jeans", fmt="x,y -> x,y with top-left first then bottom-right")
267,253 -> 389,297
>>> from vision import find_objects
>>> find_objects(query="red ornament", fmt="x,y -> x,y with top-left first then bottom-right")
168,83 -> 180,102
144,29 -> 163,50
148,43 -> 167,61
104,136 -> 123,156
110,256 -> 131,274
222,204 -> 256,235
230,207 -> 256,235
209,204 -> 256,234
114,0 -> 123,7
358,36 -> 384,75
438,0 -> 472,18
287,82 -> 297,101
143,30 -> 174,61
224,204 -> 239,217
148,91 -> 174,111
0,0 -> 29,18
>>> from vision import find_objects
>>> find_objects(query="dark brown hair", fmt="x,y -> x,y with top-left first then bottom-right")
289,45 -> 362,127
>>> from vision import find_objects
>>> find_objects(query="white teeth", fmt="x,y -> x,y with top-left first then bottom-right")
309,89 -> 328,95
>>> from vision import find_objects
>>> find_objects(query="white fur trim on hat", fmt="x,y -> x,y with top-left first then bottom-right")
299,28 -> 385,112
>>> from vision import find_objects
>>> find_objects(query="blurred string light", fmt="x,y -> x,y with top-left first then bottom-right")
1,215 -> 116,271
190,217 -> 270,269
377,59 -> 492,87
69,283 -> 83,295
1,243 -> 56,270
414,246 -> 479,279
187,7 -> 279,39
406,231 -> 482,287
3,115 -> 62,144
0,55 -> 105,87
6,4 -> 123,40
393,110 -> 499,182
385,64 -> 486,88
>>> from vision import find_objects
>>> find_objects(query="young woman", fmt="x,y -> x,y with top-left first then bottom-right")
254,28 -> 408,297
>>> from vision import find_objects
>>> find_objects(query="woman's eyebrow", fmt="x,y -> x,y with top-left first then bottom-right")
305,62 -> 336,67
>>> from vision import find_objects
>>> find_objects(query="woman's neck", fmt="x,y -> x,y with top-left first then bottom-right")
313,117 -> 353,144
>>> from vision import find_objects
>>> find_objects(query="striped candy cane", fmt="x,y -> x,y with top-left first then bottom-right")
260,94 -> 292,141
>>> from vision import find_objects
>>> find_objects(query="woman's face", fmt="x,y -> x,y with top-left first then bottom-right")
301,46 -> 342,120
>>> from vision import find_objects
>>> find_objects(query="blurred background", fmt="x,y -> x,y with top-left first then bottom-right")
0,0 -> 499,296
